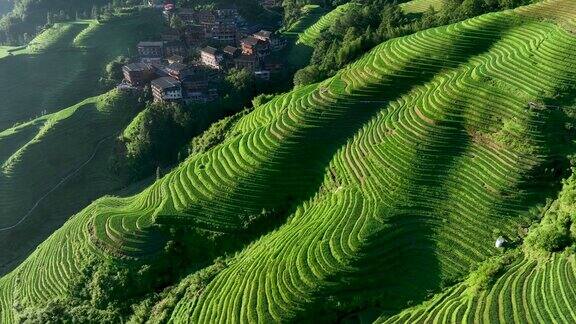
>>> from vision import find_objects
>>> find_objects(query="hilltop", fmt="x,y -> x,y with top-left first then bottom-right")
1,0 -> 576,322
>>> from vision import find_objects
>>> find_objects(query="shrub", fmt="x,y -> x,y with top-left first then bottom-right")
525,222 -> 571,253
466,251 -> 519,295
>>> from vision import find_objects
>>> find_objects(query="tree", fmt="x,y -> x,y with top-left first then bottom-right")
294,65 -> 321,87
224,68 -> 255,99
170,15 -> 184,30
91,5 -> 99,20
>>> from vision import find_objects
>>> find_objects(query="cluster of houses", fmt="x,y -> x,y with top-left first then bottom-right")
120,4 -> 286,104
199,29 -> 285,79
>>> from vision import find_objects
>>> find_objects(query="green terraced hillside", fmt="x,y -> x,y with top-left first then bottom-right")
0,90 -> 141,275
0,9 -> 161,131
283,4 -> 326,68
400,0 -> 443,14
2,0 -> 576,322
380,251 -> 576,323
284,2 -> 358,71
380,172 -> 576,323
297,2 -> 358,46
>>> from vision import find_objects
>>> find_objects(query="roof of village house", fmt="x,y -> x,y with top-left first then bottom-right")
167,63 -> 190,73
201,46 -> 219,55
167,55 -> 184,62
223,46 -> 238,55
138,41 -> 164,47
151,77 -> 181,89
235,54 -> 258,62
123,63 -> 152,72
179,8 -> 195,14
165,41 -> 185,48
240,36 -> 260,46
254,30 -> 272,39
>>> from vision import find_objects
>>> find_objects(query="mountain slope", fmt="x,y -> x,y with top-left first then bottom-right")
0,90 -> 141,275
0,9 -> 160,275
2,0 -> 576,322
380,172 -> 576,323
0,9 -> 160,131
297,2 -> 357,46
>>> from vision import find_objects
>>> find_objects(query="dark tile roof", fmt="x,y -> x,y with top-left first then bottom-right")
167,62 -> 190,72
235,54 -> 258,62
123,63 -> 151,72
201,46 -> 218,55
240,36 -> 260,46
151,77 -> 181,89
254,30 -> 271,38
223,46 -> 238,55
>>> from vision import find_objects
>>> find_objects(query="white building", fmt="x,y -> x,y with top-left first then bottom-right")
200,46 -> 223,70
151,77 -> 183,102
495,236 -> 506,248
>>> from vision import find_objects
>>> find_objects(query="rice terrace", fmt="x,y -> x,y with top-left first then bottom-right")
1,0 -> 576,322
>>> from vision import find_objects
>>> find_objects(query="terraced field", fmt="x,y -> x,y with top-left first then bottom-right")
400,0 -> 443,14
0,10 -> 161,131
284,3 -> 359,70
297,2 -> 357,46
0,90 -> 141,275
2,0 -> 576,322
380,173 -> 576,323
379,254 -> 576,323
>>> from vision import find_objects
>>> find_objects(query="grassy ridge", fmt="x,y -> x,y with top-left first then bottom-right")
1,0 -> 576,322
0,90 -> 141,275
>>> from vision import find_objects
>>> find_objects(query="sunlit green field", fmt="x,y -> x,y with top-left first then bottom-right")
1,0 -> 576,322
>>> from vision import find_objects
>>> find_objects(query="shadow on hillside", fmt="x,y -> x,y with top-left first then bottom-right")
287,18 -> 524,322
112,15 -> 519,320
510,82 -> 576,227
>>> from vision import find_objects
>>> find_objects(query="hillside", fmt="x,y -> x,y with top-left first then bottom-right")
400,0 -> 443,14
2,0 -> 576,322
0,90 -> 142,275
283,2 -> 357,74
0,9 -> 161,131
282,4 -> 326,68
297,2 -> 357,46
0,0 -> 111,45
0,10 -> 161,275
380,171 -> 576,323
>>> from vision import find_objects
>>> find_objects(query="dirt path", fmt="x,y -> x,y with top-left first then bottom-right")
0,136 -> 110,232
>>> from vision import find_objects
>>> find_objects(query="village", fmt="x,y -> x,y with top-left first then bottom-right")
120,1 -> 286,104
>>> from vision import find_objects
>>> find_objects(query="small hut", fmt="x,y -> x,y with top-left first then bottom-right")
495,236 -> 506,248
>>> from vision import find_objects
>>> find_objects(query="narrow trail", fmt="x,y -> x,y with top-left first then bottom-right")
0,136 -> 111,232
